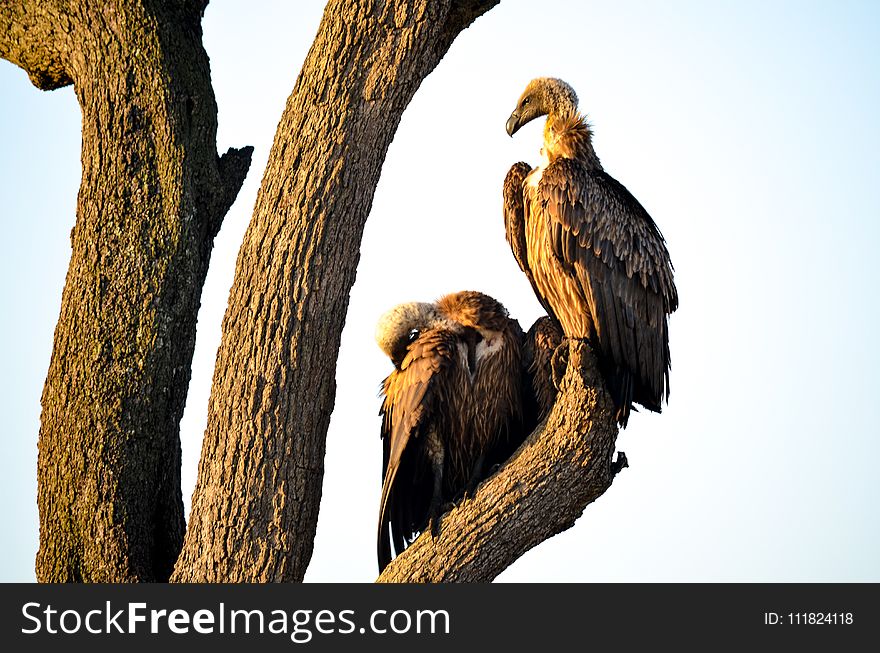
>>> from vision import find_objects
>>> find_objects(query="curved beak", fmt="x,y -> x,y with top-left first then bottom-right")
506,111 -> 521,137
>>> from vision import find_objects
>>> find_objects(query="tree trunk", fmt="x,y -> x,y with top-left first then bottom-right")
377,341 -> 623,582
2,0 -> 251,581
172,0 -> 498,582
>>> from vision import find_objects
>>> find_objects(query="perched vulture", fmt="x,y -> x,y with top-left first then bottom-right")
504,77 -> 678,426
374,291 -> 525,571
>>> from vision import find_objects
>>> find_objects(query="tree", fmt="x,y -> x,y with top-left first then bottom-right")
2,0 -> 252,582
2,0 -> 625,583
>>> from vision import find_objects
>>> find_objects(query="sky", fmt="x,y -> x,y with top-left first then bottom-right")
1,0 -> 879,582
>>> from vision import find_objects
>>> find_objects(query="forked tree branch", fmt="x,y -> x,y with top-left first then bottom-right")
377,340 -> 623,582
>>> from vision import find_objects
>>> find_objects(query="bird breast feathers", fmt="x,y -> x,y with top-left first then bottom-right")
455,329 -> 504,381
475,330 -> 503,361
526,148 -> 550,190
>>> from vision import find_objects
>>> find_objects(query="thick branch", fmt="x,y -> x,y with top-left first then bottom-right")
377,341 -> 621,583
0,1 -> 73,90
442,0 -> 499,42
173,0 -> 496,583
32,0 -> 251,581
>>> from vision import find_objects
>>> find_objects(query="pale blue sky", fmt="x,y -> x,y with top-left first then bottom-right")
1,0 -> 879,582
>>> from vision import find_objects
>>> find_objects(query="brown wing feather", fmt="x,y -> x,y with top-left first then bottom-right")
472,316 -> 527,470
539,158 -> 677,423
503,162 -> 533,274
522,316 -> 565,426
504,162 -> 558,320
377,329 -> 458,570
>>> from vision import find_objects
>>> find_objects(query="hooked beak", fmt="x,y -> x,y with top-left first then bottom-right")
506,111 -> 521,137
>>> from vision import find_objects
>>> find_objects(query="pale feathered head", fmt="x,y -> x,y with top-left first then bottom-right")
375,301 -> 440,369
505,77 -> 579,137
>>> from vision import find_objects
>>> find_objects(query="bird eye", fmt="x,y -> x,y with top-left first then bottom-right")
521,97 -> 530,108
407,329 -> 419,343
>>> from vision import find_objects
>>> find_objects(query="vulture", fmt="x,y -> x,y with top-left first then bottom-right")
375,291 -> 525,571
504,77 -> 678,426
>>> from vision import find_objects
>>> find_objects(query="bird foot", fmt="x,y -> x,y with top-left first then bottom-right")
551,339 -> 571,390
463,477 -> 481,501
448,488 -> 471,508
428,517 -> 440,540
427,496 -> 445,539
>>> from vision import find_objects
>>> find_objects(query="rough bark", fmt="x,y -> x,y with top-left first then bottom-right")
1,0 -> 252,581
377,341 -> 623,582
172,0 -> 498,582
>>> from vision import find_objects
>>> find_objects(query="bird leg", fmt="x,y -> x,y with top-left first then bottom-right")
464,453 -> 486,499
427,452 -> 445,539
550,338 -> 571,390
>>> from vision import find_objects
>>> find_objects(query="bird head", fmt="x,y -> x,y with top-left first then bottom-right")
436,290 -> 510,332
375,301 -> 440,369
506,77 -> 579,137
